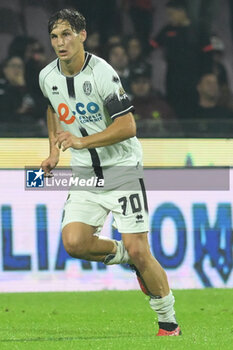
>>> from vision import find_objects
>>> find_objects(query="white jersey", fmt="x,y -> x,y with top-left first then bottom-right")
39,53 -> 143,186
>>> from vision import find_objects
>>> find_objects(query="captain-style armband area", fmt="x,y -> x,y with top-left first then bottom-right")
104,91 -> 134,120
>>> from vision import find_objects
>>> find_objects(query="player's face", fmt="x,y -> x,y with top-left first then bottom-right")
50,20 -> 86,61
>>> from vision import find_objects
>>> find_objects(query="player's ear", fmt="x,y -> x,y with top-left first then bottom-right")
79,30 -> 87,43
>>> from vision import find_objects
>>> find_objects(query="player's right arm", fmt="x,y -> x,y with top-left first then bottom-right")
41,105 -> 61,175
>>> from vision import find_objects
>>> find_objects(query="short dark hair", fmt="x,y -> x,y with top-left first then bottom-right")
48,8 -> 86,34
166,0 -> 187,10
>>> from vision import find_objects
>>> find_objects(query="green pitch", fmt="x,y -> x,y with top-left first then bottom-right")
0,289 -> 232,350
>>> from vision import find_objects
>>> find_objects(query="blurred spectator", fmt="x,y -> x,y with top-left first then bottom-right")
8,36 -> 47,93
130,70 -> 179,136
181,72 -> 233,137
65,0 -> 120,44
121,0 -> 154,49
0,55 -> 47,136
0,56 -> 36,123
107,35 -> 122,47
103,35 -> 123,59
8,35 -> 48,124
230,0 -> 233,42
107,44 -> 131,94
210,35 -> 233,112
186,0 -> 219,36
195,72 -> 233,119
8,36 -> 45,63
85,31 -> 102,56
210,36 -> 228,85
0,4 -> 23,62
126,36 -> 152,76
150,0 -> 214,119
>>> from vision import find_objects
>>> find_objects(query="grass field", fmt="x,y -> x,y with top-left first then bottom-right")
0,289 -> 232,350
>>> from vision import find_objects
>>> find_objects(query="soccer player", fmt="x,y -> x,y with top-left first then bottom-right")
39,9 -> 181,336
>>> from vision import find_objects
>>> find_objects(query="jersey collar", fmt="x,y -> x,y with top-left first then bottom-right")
57,52 -> 92,77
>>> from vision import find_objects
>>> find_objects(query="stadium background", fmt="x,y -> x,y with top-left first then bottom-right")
0,0 -> 233,293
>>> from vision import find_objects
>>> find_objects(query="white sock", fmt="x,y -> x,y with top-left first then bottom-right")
149,290 -> 177,324
104,240 -> 130,265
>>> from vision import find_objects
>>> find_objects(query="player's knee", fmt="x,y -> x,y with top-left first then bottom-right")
126,242 -> 151,270
63,239 -> 87,258
62,231 -> 89,258
127,246 -> 148,266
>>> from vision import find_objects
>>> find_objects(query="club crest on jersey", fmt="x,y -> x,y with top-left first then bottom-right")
83,81 -> 92,96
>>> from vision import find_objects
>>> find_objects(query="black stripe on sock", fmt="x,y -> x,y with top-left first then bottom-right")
66,77 -> 75,99
79,127 -> 104,184
139,178 -> 148,212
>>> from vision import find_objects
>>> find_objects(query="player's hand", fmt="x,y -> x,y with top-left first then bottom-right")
56,131 -> 84,151
41,153 -> 59,177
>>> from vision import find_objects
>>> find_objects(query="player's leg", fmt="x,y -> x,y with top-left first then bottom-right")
122,232 -> 181,336
62,222 -> 116,261
122,232 -> 169,296
62,222 -> 130,262
61,190 -> 131,263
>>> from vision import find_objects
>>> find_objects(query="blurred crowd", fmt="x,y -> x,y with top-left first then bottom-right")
0,0 -> 233,137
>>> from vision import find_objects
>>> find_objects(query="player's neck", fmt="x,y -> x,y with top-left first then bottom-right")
60,50 -> 85,76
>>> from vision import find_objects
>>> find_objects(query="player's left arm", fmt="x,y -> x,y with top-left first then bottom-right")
56,112 -> 136,151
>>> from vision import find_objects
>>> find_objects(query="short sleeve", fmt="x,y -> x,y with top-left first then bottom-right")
94,61 -> 134,119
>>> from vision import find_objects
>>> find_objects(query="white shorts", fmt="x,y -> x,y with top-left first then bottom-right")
61,178 -> 149,234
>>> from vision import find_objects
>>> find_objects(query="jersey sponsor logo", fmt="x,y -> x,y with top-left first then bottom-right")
58,102 -> 102,125
76,102 -> 99,115
83,81 -> 92,96
58,103 -> 76,124
76,102 -> 102,124
79,114 -> 102,124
